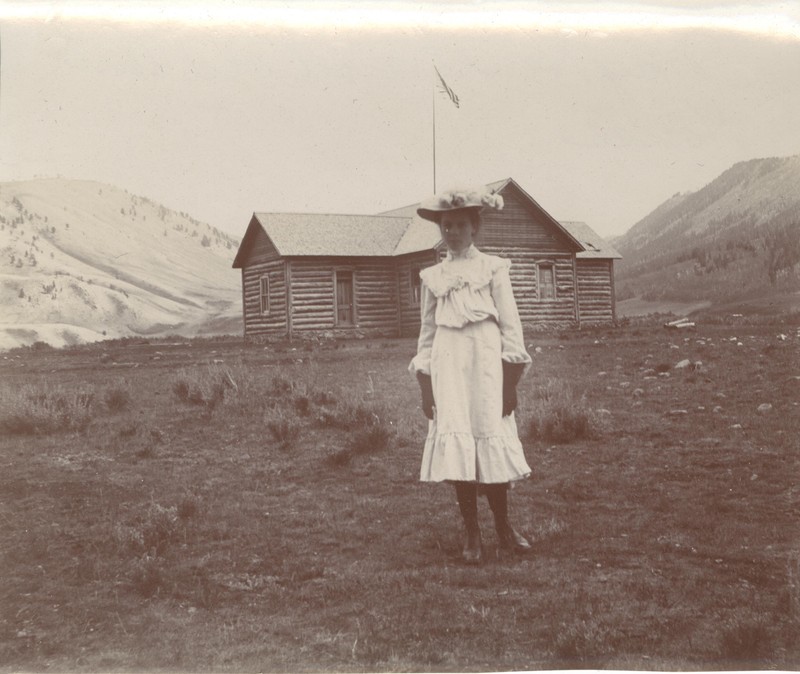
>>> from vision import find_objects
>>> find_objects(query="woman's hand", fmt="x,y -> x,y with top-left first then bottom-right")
416,372 -> 435,420
502,361 -> 526,417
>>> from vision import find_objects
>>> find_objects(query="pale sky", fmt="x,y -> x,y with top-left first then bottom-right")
1,1 -> 799,239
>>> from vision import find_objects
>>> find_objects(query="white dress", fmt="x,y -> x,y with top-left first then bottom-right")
409,245 -> 533,484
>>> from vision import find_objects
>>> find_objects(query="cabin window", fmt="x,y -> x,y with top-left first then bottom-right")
259,275 -> 270,315
537,263 -> 556,300
410,266 -> 422,305
335,270 -> 355,326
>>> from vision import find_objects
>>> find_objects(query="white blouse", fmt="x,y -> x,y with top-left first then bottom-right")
410,245 -> 532,375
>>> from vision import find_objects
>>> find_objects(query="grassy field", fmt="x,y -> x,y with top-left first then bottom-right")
1,318 -> 799,671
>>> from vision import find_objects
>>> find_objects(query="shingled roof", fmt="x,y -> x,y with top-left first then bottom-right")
252,212 -> 412,257
235,178 -> 620,264
381,178 -> 620,259
559,221 -> 622,259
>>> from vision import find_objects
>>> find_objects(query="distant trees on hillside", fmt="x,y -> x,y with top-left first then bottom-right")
673,238 -> 759,275
764,216 -> 800,285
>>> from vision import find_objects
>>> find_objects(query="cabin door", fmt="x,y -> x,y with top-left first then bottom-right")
335,271 -> 355,326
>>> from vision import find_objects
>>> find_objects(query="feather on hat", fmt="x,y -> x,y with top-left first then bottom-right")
416,188 -> 504,223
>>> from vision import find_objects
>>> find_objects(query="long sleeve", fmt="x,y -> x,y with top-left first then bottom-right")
490,262 -> 532,372
408,283 -> 437,375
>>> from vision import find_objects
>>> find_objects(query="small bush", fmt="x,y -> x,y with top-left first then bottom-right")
114,502 -> 180,556
139,503 -> 180,555
118,421 -> 138,438
317,400 -> 382,430
325,412 -> 393,467
0,384 -> 95,434
526,379 -> 603,444
104,384 -> 131,412
350,424 -> 392,456
135,445 -> 158,459
326,448 -> 355,467
293,394 -> 312,416
172,362 -> 273,414
270,376 -> 293,395
265,410 -> 301,451
172,369 -> 225,408
173,378 -> 198,404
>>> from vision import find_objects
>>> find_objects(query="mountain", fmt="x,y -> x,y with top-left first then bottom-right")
613,155 -> 800,314
0,179 -> 242,350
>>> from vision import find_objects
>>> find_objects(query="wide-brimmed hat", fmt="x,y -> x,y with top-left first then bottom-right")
416,188 -> 504,223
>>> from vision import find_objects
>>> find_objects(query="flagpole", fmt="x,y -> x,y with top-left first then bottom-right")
432,77 -> 437,194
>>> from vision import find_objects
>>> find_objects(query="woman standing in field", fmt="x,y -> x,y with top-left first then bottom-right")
410,188 -> 533,564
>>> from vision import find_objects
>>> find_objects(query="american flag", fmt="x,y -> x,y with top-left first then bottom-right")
434,66 -> 460,108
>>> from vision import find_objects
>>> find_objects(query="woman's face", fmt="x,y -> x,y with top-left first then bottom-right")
439,211 -> 477,254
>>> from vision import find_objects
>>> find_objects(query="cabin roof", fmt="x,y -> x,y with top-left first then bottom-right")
252,212 -> 410,257
233,178 -> 621,266
560,221 -> 622,259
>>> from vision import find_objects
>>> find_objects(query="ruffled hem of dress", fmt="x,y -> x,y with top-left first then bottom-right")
419,431 -> 532,483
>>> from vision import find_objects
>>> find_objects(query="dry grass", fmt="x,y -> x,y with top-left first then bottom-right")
1,323 -> 799,671
526,378 -> 608,443
0,383 -> 95,434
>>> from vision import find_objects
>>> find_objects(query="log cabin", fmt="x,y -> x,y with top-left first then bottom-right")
232,178 -> 621,340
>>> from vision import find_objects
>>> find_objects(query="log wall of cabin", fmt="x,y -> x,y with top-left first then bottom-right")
575,259 -> 615,325
396,251 -> 438,337
241,261 -> 288,336
480,246 -> 578,325
477,185 -> 576,252
288,257 -> 400,334
240,224 -> 288,337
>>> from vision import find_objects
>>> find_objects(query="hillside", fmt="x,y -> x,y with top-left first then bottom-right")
0,179 -> 241,350
613,155 -> 800,313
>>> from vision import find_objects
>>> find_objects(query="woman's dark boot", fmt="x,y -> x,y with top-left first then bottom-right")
454,482 -> 482,564
484,483 -> 532,553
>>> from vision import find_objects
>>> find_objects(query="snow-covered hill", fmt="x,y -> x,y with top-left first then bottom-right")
0,179 -> 241,350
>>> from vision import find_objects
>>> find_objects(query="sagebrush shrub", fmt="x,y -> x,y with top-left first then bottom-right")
104,384 -> 131,412
139,503 -> 180,555
317,400 -> 382,430
326,448 -> 354,467
113,502 -> 182,559
293,394 -> 311,416
173,362 -> 277,414
172,368 -> 225,408
270,376 -> 293,395
265,410 -> 301,450
526,379 -> 603,443
350,424 -> 392,455
0,384 -> 95,434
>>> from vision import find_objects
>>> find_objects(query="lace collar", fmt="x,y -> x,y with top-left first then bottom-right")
421,246 -> 506,298
445,244 -> 479,262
